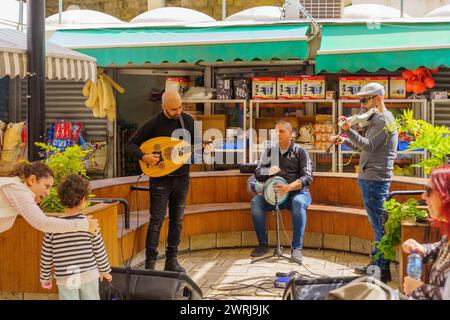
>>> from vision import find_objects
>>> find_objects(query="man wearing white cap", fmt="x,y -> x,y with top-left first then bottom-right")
330,82 -> 398,283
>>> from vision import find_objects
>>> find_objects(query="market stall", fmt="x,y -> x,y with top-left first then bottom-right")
0,28 -> 98,172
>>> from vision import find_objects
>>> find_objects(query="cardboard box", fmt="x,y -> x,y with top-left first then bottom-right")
301,76 -> 326,99
277,77 -> 302,99
339,77 -> 365,99
252,77 -> 277,100
165,77 -> 189,94
326,91 -> 335,100
364,76 -> 389,99
216,77 -> 233,100
389,77 -> 406,99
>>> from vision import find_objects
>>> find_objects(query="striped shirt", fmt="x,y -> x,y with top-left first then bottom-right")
40,214 -> 111,286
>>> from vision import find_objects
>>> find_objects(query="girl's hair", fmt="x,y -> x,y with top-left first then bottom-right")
429,164 -> 450,235
7,161 -> 54,181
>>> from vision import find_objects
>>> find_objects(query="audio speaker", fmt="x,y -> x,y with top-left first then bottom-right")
100,267 -> 203,300
283,276 -> 361,300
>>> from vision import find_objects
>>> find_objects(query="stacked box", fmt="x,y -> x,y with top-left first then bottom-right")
277,77 -> 302,99
233,78 -> 252,100
165,77 -> 189,94
216,78 -> 233,100
252,77 -> 277,100
364,76 -> 389,99
339,77 -> 365,99
389,77 -> 406,99
301,76 -> 326,99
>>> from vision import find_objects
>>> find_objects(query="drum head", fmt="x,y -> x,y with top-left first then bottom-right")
246,175 -> 264,196
264,176 -> 288,206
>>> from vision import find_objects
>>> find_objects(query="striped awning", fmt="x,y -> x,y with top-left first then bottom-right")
0,28 -> 96,81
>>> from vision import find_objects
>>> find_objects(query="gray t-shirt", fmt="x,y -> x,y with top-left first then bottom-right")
343,109 -> 398,181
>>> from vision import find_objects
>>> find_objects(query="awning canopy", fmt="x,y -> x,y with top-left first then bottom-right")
316,23 -> 450,73
0,28 -> 97,80
48,24 -> 310,66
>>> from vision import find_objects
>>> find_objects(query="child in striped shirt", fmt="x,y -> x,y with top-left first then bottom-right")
40,174 -> 112,300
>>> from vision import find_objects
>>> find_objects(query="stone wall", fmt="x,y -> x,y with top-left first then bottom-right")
47,0 -> 343,21
46,0 -> 285,22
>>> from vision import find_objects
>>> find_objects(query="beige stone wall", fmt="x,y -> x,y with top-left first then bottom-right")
46,0 -> 285,22
46,0 -> 148,22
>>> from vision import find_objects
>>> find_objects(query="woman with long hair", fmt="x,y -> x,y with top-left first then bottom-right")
0,161 -> 98,234
402,165 -> 450,299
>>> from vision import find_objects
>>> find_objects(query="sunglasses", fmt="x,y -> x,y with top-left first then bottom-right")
360,96 -> 376,104
425,185 -> 433,196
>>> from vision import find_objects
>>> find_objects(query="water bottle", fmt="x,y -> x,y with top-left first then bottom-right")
407,251 -> 423,280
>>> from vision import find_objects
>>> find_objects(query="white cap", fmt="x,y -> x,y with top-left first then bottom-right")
356,82 -> 385,97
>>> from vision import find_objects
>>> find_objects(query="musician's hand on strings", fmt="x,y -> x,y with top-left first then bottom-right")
142,153 -> 160,167
338,116 -> 351,131
268,166 -> 281,176
329,135 -> 345,145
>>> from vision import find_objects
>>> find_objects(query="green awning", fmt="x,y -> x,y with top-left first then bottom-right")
316,23 -> 450,73
48,24 -> 309,67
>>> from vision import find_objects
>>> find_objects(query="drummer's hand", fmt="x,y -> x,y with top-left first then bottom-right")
274,184 -> 290,197
269,166 -> 281,176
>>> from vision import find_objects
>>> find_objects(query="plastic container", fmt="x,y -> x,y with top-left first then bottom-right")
407,251 -> 423,280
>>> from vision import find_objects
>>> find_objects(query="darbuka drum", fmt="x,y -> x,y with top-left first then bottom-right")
263,176 -> 288,206
246,175 -> 264,196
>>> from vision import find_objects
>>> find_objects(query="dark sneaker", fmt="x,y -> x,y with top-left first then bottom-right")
291,249 -> 303,264
380,269 -> 392,283
251,244 -> 270,257
164,257 -> 186,273
354,263 -> 376,275
145,258 -> 157,271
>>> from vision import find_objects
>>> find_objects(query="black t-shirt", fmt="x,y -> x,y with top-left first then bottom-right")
125,112 -> 199,176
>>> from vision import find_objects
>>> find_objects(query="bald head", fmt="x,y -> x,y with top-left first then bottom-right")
162,90 -> 182,119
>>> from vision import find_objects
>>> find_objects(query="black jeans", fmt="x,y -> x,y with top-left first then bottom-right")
146,174 -> 190,261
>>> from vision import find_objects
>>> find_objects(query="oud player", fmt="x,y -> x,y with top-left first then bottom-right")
126,90 -> 212,272
250,120 -> 313,263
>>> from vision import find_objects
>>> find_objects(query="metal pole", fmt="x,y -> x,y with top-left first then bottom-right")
59,0 -> 63,24
27,0 -> 46,161
222,0 -> 226,20
19,0 -> 24,31
400,0 -> 404,17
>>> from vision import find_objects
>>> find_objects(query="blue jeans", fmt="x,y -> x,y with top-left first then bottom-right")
251,190 -> 311,250
58,279 -> 100,300
358,179 -> 391,271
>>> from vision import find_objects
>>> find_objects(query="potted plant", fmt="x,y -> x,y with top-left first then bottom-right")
376,198 -> 428,262
36,142 -> 93,213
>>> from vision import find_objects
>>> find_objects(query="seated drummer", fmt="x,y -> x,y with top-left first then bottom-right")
250,120 -> 313,263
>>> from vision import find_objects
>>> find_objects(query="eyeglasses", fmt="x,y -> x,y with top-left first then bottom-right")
360,96 -> 376,104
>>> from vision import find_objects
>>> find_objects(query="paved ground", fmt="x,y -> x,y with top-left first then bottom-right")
130,247 -> 400,300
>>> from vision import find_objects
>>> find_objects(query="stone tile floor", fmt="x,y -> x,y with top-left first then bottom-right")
130,247 -> 400,300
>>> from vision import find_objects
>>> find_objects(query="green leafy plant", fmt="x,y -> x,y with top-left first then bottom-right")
395,109 -> 450,174
376,198 -> 428,261
36,142 -> 93,213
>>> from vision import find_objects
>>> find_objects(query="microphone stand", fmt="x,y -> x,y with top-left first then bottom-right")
251,189 -> 301,265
